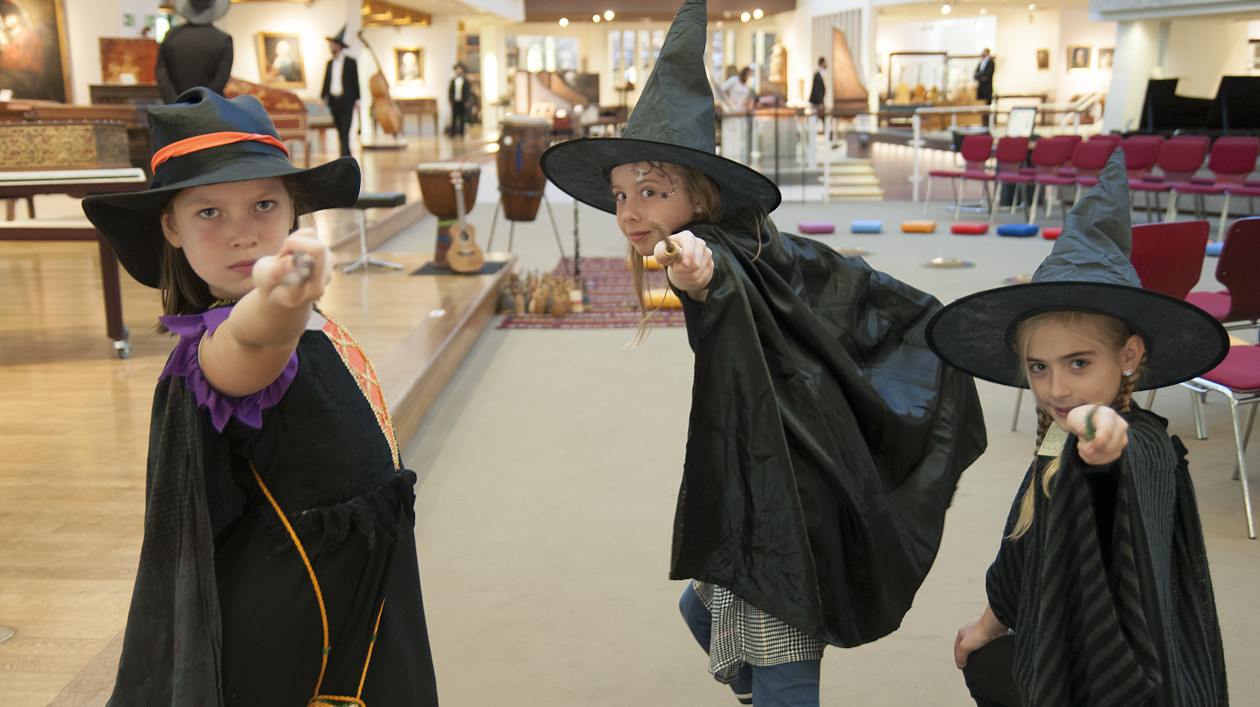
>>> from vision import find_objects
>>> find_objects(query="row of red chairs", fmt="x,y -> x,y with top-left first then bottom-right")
924,134 -> 1260,234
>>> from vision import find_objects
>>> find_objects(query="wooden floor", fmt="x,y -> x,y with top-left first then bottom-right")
0,125 -> 512,705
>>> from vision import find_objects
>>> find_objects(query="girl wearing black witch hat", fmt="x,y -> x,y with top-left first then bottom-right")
928,153 -> 1229,706
542,1 -> 986,704
82,88 -> 438,706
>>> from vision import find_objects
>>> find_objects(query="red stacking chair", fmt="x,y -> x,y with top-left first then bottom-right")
1181,343 -> 1260,538
958,135 -> 1026,222
1128,136 -> 1208,222
1050,134 -> 1084,176
1029,137 -> 1107,222
1129,220 -> 1209,298
1121,135 -> 1164,217
1186,216 -> 1260,330
922,133 -> 993,218
1164,137 -> 1260,240
992,135 -> 1073,225
1071,136 -> 1121,197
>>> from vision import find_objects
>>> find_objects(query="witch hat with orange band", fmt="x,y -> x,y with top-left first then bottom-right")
83,87 -> 360,288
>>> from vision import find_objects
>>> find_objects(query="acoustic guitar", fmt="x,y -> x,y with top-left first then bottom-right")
357,30 -> 403,136
446,170 -> 484,273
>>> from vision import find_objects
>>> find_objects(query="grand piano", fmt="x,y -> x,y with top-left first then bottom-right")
1136,75 -> 1260,137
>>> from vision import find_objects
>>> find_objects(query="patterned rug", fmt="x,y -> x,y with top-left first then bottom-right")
497,256 -> 687,329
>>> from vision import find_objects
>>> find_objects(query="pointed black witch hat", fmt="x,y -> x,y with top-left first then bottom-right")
925,150 -> 1228,391
539,0 -> 780,215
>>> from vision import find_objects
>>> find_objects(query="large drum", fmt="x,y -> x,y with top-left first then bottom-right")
496,114 -> 551,222
416,162 -> 480,268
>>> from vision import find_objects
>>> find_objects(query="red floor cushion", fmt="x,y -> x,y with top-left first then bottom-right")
798,222 -> 835,234
1043,227 -> 1062,240
950,222 -> 989,235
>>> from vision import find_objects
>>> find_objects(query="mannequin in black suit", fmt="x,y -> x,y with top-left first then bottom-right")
155,0 -> 233,103
448,62 -> 473,137
974,48 -> 995,104
320,28 -> 360,158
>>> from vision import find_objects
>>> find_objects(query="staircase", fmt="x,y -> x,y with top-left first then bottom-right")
822,157 -> 884,200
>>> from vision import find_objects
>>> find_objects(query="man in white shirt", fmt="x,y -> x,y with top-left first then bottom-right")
319,27 -> 360,157
720,67 -> 754,112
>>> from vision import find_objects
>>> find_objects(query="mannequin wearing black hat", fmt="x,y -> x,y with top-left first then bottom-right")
320,28 -> 361,157
154,0 -> 233,104
81,88 -> 438,706
929,154 -> 1228,706
543,1 -> 986,704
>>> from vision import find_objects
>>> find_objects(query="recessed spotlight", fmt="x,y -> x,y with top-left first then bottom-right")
979,7 -> 987,14
604,10 -> 614,20
593,14 -> 600,22
941,3 -> 951,14
740,11 -> 750,21
559,17 -> 568,26
753,9 -> 763,19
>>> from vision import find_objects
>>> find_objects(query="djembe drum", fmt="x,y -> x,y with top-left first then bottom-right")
416,162 -> 480,268
496,114 -> 551,222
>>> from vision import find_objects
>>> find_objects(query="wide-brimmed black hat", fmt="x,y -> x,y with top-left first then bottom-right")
326,26 -> 349,48
174,0 -> 229,25
82,87 -> 360,288
926,150 -> 1227,391
539,0 -> 780,215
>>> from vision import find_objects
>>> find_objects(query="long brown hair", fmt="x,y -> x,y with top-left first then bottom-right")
624,161 -> 722,346
156,176 -> 306,332
1008,310 -> 1143,539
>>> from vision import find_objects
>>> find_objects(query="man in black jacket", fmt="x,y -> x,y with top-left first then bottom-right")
448,62 -> 472,137
320,28 -> 360,158
155,0 -> 233,104
809,56 -> 827,135
974,48 -> 995,104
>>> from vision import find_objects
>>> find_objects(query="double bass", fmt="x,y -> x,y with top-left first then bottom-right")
357,30 -> 403,136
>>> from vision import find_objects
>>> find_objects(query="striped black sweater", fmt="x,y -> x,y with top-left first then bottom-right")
986,408 -> 1228,705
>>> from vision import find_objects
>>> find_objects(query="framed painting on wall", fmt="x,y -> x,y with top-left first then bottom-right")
1098,47 -> 1114,70
0,0 -> 71,102
394,46 -> 423,83
1067,45 -> 1091,70
1036,49 -> 1049,71
256,31 -> 305,88
99,37 -> 157,84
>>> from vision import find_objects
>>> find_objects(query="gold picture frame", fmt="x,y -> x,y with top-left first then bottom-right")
0,0 -> 72,102
255,31 -> 305,88
1067,45 -> 1091,71
394,46 -> 423,84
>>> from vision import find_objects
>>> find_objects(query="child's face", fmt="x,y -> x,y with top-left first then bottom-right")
610,162 -> 697,257
161,177 -> 295,300
1023,318 -> 1143,431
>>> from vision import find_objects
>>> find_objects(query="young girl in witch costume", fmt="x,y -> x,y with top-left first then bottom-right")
82,88 -> 439,706
928,153 -> 1229,706
542,1 -> 986,705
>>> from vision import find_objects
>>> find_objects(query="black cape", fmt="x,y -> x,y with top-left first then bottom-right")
670,217 -> 987,647
987,408 -> 1228,705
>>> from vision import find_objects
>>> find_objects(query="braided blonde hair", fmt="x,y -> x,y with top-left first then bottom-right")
1008,311 -> 1144,539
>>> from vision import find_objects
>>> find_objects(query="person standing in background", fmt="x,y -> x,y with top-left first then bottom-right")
974,48 -> 995,104
320,27 -> 360,158
719,66 -> 754,112
154,0 -> 232,104
809,56 -> 827,135
447,62 -> 472,137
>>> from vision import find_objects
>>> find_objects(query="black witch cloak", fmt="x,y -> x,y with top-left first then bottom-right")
670,216 -> 987,648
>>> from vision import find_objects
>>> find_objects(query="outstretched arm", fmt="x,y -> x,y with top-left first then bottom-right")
198,230 -> 330,397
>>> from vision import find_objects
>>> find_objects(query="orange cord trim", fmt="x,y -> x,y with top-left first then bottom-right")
251,462 -> 388,705
151,131 -> 289,172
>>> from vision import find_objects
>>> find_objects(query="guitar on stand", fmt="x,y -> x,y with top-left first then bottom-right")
446,169 -> 484,273
357,30 -> 404,145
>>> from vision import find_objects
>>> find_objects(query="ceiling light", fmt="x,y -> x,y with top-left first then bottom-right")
941,3 -> 951,14
740,11 -> 750,21
604,10 -> 614,20
753,9 -> 763,19
979,7 -> 987,14
1028,3 -> 1036,9
559,17 -> 568,26
592,14 -> 600,22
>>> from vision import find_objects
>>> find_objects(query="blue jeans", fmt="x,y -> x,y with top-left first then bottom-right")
679,584 -> 822,707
